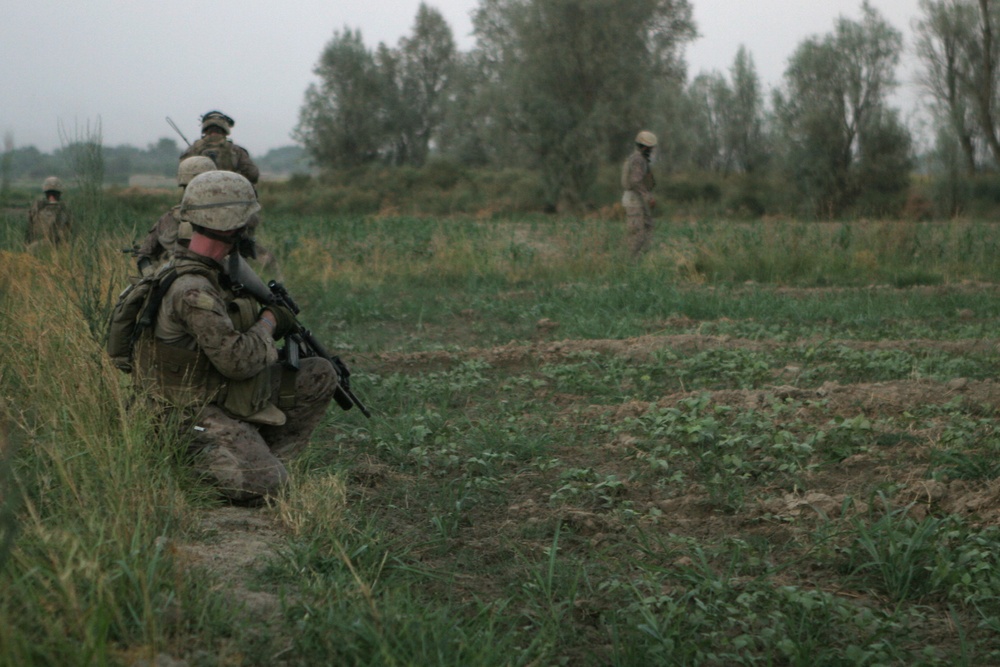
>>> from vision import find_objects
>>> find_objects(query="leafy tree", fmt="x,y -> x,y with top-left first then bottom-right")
295,28 -> 390,168
296,5 -> 457,170
915,0 -> 980,173
725,47 -> 768,174
681,47 -> 767,176
773,2 -> 911,216
395,4 -> 457,166
913,0 -> 1000,172
685,71 -> 729,172
470,0 -> 696,210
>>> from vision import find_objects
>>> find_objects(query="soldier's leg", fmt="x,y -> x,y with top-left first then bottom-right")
625,206 -> 647,257
260,357 -> 338,459
188,405 -> 288,502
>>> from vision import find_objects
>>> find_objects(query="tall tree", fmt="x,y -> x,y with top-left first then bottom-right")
295,29 -> 389,168
725,47 -> 767,174
773,2 -> 911,216
914,0 -> 1000,170
470,0 -> 695,210
396,4 -> 457,166
297,7 -> 458,169
685,71 -> 729,172
915,0 -> 982,173
680,47 -> 767,176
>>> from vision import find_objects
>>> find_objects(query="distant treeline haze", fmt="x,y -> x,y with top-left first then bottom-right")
7,0 -> 1000,219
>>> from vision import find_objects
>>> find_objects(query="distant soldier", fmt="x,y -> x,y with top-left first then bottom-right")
26,176 -> 73,246
621,131 -> 657,258
180,110 -> 259,185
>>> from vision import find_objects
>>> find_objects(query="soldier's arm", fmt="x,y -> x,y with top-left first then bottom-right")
25,203 -> 38,242
175,283 -> 277,381
234,145 -> 260,185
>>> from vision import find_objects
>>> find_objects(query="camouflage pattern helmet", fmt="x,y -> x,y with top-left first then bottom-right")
177,156 -> 217,187
42,176 -> 63,193
635,131 -> 657,148
201,110 -> 235,135
180,171 -> 260,232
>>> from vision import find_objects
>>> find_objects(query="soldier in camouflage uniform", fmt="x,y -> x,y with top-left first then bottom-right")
133,171 -> 338,503
136,156 -> 281,279
621,131 -> 657,258
180,111 -> 260,185
135,156 -> 217,276
26,177 -> 73,246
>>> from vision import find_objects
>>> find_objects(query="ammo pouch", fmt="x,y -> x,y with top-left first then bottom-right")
135,339 -> 278,423
131,292 -> 279,424
133,339 -> 225,410
197,136 -> 236,171
223,297 -> 285,424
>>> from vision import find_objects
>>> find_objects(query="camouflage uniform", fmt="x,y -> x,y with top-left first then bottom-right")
621,149 -> 656,258
136,206 -> 186,269
135,248 -> 338,502
26,198 -> 72,246
181,135 -> 260,185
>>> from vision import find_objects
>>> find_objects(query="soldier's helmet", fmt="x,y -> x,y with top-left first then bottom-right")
201,110 -> 235,135
180,171 -> 260,232
177,156 -> 217,187
42,176 -> 63,193
635,131 -> 658,148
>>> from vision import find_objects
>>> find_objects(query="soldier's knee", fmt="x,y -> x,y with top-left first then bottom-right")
298,357 -> 339,401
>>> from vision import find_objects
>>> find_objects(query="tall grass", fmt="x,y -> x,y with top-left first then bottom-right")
264,214 -> 1000,294
0,246 -> 197,665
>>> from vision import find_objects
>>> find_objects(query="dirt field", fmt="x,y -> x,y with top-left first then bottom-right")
168,299 -> 1000,663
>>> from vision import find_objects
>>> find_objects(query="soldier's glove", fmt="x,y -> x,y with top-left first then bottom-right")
262,305 -> 298,340
648,197 -> 656,209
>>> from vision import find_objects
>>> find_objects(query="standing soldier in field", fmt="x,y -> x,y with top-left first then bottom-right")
621,131 -> 658,258
180,110 -> 260,186
26,176 -> 73,247
131,171 -> 338,503
176,110 -> 281,276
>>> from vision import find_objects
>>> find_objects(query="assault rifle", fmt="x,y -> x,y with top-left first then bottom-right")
227,255 -> 371,418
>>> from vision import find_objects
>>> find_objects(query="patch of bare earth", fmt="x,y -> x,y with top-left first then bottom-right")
172,507 -> 285,620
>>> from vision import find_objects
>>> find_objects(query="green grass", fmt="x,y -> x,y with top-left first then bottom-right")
5,206 -> 1000,664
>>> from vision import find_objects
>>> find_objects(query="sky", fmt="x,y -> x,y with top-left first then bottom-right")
1,0 -> 925,156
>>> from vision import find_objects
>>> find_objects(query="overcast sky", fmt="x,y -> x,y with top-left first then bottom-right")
2,0 -> 924,156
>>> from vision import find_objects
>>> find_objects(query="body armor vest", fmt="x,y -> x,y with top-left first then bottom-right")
193,135 -> 236,172
133,263 -> 274,421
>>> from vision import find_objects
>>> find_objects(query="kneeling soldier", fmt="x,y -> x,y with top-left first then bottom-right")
134,171 -> 338,502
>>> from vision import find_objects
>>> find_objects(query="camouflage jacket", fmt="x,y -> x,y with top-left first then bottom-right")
181,135 -> 260,184
136,205 -> 185,267
620,150 -> 655,208
149,249 -> 276,382
26,199 -> 72,244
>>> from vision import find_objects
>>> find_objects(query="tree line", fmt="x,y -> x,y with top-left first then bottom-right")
294,0 -> 1000,218
0,137 -> 308,192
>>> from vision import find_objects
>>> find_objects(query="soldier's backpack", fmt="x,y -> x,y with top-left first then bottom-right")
194,135 -> 236,172
106,267 -> 181,373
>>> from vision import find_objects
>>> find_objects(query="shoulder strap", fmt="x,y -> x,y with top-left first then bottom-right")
133,261 -> 214,341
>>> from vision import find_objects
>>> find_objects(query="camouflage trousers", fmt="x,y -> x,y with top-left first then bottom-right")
186,357 -> 339,502
624,206 -> 653,258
